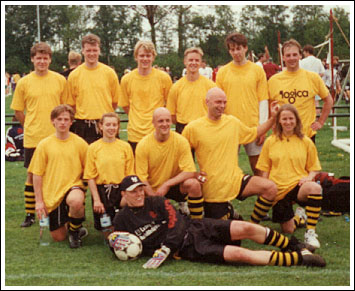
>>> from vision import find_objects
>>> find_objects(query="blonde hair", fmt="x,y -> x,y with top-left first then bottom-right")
68,51 -> 82,66
134,40 -> 157,59
184,47 -> 204,58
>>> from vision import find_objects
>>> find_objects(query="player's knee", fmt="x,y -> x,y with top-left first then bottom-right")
281,223 -> 295,234
183,178 -> 201,197
306,181 -> 322,195
262,180 -> 277,200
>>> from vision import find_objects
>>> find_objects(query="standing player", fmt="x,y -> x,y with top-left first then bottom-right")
216,32 -> 269,176
29,105 -> 88,248
67,33 -> 122,144
135,107 -> 204,219
119,40 -> 173,153
61,51 -> 82,79
268,39 -> 333,143
84,112 -> 135,239
166,47 -> 216,134
10,42 -> 67,227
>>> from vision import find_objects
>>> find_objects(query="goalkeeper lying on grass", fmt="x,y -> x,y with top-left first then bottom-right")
112,175 -> 326,269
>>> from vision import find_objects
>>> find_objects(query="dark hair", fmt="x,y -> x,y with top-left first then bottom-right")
225,32 -> 248,49
30,42 -> 52,58
50,104 -> 75,121
303,44 -> 314,55
274,104 -> 304,140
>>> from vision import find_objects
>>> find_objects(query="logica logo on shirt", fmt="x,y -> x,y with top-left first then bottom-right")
279,90 -> 309,104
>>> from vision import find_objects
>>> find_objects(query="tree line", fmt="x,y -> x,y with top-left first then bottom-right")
5,5 -> 350,79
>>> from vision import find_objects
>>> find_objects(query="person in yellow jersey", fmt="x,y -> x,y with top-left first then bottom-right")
256,104 -> 323,249
84,112 -> 135,239
119,40 -> 173,153
268,39 -> 333,143
10,42 -> 67,228
166,47 -> 216,134
216,32 -> 269,177
135,107 -> 204,219
67,33 -> 122,144
183,88 -> 279,222
29,105 -> 88,248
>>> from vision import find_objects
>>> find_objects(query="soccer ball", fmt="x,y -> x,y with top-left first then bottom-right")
108,231 -> 143,261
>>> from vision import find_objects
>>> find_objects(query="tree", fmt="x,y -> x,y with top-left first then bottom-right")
131,5 -> 174,49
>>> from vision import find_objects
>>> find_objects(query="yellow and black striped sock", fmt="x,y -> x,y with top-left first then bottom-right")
24,183 -> 35,216
293,215 -> 306,230
268,250 -> 300,266
264,227 -> 289,249
306,194 -> 322,230
250,196 -> 273,224
69,216 -> 84,233
188,196 -> 204,219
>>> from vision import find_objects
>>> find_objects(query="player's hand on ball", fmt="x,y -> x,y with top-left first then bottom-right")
143,245 -> 171,269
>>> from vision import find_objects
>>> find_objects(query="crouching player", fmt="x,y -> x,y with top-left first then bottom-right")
29,105 -> 89,248
112,175 -> 326,269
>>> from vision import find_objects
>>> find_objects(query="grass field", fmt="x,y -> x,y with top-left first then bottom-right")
3,95 -> 352,287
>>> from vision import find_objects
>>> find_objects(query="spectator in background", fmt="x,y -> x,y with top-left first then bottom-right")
256,53 -> 267,68
300,45 -> 325,114
61,51 -> 82,79
199,59 -> 213,80
263,58 -> 280,80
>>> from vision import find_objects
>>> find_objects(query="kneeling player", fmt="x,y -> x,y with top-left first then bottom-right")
29,105 -> 88,248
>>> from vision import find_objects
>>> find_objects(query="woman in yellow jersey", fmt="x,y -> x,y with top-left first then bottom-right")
84,112 -> 135,239
256,104 -> 322,250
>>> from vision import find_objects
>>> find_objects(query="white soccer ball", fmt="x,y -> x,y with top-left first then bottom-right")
108,231 -> 143,261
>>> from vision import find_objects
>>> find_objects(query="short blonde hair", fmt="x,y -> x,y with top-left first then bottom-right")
68,51 -> 82,66
134,40 -> 157,59
51,104 -> 75,121
82,33 -> 101,48
184,47 -> 204,58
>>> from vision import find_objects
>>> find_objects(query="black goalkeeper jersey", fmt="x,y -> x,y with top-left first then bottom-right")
113,196 -> 189,256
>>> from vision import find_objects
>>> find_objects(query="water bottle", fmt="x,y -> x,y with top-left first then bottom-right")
100,213 -> 112,245
39,215 -> 51,246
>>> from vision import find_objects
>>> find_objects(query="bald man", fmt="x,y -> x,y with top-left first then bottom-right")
182,88 -> 279,222
135,107 -> 204,218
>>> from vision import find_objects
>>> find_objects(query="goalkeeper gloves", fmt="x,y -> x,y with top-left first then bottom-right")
143,245 -> 171,269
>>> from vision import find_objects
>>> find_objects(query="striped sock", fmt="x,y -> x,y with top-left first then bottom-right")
306,194 -> 322,230
264,227 -> 289,249
69,216 -> 84,233
24,183 -> 35,215
250,196 -> 273,224
268,250 -> 300,266
188,196 -> 204,219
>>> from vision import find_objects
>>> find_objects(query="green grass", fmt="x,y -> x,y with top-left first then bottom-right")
4,94 -> 351,286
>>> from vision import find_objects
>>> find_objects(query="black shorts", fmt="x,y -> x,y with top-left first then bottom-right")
179,218 -> 233,263
272,185 -> 307,223
175,122 -> 187,134
48,186 -> 86,231
165,184 -> 188,203
24,148 -> 36,168
204,175 -> 252,219
71,119 -> 102,144
93,184 -> 122,231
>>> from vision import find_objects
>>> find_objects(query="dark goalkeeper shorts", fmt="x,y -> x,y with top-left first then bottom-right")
93,184 -> 122,231
272,185 -> 307,223
179,218 -> 234,263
